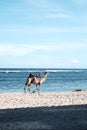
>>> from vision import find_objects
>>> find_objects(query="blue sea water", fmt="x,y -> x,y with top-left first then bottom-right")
0,68 -> 87,93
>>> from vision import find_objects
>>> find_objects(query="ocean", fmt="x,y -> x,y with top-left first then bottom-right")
0,68 -> 87,93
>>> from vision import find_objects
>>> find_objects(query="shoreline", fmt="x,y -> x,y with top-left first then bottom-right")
0,90 -> 87,109
0,91 -> 87,129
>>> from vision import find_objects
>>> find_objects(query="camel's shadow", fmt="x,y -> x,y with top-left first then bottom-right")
0,105 -> 87,130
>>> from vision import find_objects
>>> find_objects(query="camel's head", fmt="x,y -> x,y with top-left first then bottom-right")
44,72 -> 48,76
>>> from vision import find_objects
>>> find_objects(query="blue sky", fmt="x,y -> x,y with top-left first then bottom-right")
0,0 -> 87,68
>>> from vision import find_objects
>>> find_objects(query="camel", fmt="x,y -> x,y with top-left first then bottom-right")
24,72 -> 48,95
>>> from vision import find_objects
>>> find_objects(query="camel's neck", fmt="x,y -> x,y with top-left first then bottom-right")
44,74 -> 48,79
40,74 -> 48,84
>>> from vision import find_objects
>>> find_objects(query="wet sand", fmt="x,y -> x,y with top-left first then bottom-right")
0,91 -> 87,130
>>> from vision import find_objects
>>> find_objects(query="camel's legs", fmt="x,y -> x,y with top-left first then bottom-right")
26,78 -> 32,94
36,85 -> 40,95
28,85 -> 31,94
24,85 -> 26,94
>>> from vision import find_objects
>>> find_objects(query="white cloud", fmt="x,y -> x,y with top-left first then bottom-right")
47,13 -> 70,19
0,42 -> 87,68
72,59 -> 80,64
28,0 -> 49,7
0,44 -> 59,56
1,25 -> 87,35
72,0 -> 87,6
0,42 -> 87,57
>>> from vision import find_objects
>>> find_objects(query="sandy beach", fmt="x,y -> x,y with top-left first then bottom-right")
0,91 -> 87,130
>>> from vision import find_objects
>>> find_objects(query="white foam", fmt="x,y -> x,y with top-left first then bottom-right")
46,69 -> 83,72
